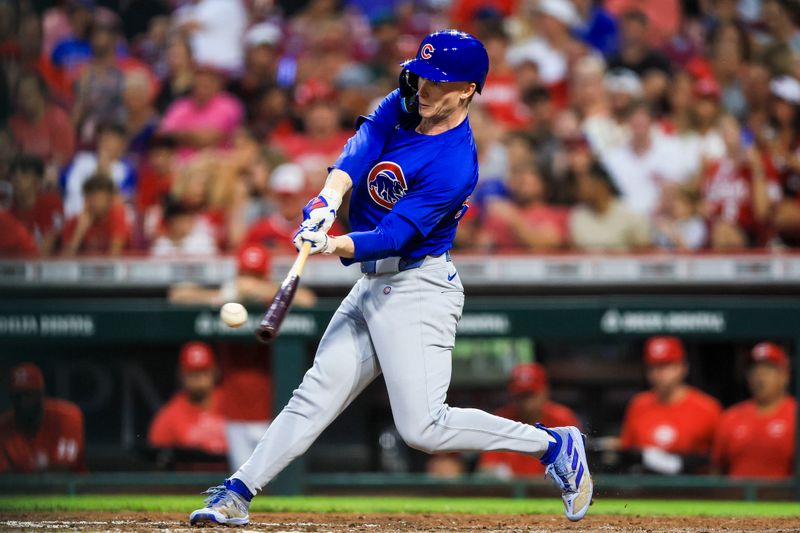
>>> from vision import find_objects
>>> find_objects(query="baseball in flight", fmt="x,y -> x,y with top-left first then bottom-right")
220,302 -> 248,328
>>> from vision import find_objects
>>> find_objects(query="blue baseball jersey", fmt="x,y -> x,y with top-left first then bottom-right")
333,90 -> 478,261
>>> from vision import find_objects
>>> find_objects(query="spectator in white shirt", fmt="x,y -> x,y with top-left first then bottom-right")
176,0 -> 247,74
150,195 -> 218,257
602,101 -> 692,219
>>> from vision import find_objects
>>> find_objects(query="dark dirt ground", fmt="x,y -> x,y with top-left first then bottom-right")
1,512 -> 799,532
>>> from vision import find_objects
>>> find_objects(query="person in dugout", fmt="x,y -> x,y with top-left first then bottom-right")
148,341 -> 228,469
713,342 -> 796,479
477,363 -> 581,478
618,336 -> 722,474
0,363 -> 85,472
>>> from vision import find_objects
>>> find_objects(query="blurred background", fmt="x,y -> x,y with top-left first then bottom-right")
0,0 -> 797,501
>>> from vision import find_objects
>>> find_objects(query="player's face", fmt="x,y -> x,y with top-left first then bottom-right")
416,78 -> 476,120
747,363 -> 788,405
182,369 -> 215,403
646,362 -> 687,395
514,390 -> 546,418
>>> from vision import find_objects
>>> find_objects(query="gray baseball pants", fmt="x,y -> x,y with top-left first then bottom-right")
234,255 -> 553,494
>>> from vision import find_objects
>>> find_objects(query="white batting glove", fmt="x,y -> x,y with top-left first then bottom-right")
300,187 -> 342,233
293,227 -> 336,255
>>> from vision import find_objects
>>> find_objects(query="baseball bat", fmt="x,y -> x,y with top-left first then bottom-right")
255,241 -> 312,344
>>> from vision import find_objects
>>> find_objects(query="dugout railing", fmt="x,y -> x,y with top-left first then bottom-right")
1,293 -> 798,501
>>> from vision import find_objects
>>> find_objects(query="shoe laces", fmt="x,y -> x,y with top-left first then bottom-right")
201,484 -> 248,513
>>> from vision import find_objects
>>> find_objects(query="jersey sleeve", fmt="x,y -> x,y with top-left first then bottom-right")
332,90 -> 404,185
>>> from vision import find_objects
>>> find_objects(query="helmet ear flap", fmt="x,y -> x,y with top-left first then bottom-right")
399,69 -> 419,114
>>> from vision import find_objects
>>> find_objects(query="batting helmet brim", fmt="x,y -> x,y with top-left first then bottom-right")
401,59 -> 483,93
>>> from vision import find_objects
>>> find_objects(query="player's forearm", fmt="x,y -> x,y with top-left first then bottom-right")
327,235 -> 355,258
322,168 -> 353,198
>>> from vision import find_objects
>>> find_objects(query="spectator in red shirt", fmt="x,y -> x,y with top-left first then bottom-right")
149,342 -> 228,468
9,70 -> 76,170
713,342 -> 796,479
10,155 -> 63,255
478,161 -> 568,251
619,336 -> 722,474
243,163 -> 312,254
271,82 -> 351,189
480,26 -> 529,130
0,209 -> 38,257
478,363 -> 580,478
701,114 -> 780,249
61,173 -> 129,256
0,363 -> 85,473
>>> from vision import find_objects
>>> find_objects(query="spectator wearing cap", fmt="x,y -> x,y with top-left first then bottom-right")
272,80 -> 351,189
701,113 -> 780,249
582,68 -> 641,155
9,70 -> 76,169
478,160 -> 569,251
150,195 -> 218,257
569,161 -> 650,251
169,243 -> 316,307
0,363 -> 85,473
61,172 -> 129,256
681,78 -> 726,175
160,63 -> 244,159
619,337 -> 722,473
228,23 -> 282,120
478,363 -> 580,478
10,155 -> 64,256
602,101 -> 692,219
148,342 -> 228,459
243,162 -> 341,254
507,0 -> 579,97
72,9 -> 126,145
713,342 -> 796,479
61,121 -> 136,218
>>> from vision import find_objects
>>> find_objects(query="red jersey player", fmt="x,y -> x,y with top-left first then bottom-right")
713,342 -> 796,479
0,363 -> 85,473
478,363 -> 580,477
148,342 -> 228,458
620,336 -> 722,473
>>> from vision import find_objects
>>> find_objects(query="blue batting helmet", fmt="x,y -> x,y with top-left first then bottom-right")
401,30 -> 490,93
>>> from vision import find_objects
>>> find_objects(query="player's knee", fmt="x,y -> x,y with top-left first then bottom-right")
396,420 -> 441,454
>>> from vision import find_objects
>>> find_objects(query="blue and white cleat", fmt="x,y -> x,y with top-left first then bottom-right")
537,424 -> 593,522
189,478 -> 252,527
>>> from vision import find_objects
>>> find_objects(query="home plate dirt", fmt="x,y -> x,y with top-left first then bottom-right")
0,512 -> 798,532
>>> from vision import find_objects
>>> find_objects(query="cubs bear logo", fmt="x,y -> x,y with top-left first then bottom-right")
367,161 -> 407,209
420,43 -> 434,59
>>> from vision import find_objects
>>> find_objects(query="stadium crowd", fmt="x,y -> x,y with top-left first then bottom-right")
3,0 -> 800,258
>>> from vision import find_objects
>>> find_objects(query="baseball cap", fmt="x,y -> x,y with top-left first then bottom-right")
245,23 -> 281,48
270,163 -> 305,195
604,68 -> 642,96
693,77 -> 720,100
751,342 -> 789,369
508,363 -> 548,394
10,363 -> 44,392
237,244 -> 271,278
770,76 -> 800,104
536,0 -> 580,28
179,342 -> 216,372
644,336 -> 685,366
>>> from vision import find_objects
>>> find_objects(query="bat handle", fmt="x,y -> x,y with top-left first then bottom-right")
289,241 -> 312,278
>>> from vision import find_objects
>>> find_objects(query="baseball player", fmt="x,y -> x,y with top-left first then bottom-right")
190,30 -> 592,526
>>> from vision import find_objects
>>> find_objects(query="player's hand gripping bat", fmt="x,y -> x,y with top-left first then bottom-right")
255,241 -> 312,344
